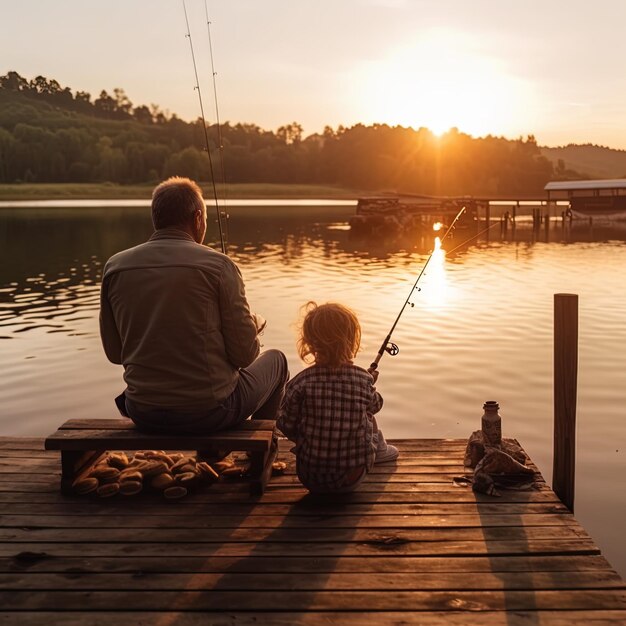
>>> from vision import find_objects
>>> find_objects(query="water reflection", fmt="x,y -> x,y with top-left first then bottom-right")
0,205 -> 437,337
3,206 -> 626,339
421,236 -> 449,310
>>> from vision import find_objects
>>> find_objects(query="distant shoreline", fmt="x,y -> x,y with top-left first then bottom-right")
0,183 -> 362,202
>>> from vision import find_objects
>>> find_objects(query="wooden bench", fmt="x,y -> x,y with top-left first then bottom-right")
45,418 -> 277,495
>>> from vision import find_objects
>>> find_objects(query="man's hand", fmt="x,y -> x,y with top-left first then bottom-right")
252,313 -> 267,335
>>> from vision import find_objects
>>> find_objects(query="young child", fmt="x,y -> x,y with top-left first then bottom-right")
277,301 -> 398,494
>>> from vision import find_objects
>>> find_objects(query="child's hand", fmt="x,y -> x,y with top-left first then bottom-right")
367,367 -> 379,385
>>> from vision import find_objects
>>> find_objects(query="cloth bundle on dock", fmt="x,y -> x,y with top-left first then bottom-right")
463,430 -> 536,496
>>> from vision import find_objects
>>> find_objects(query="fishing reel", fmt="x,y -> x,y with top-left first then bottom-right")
369,341 -> 399,372
384,342 -> 400,356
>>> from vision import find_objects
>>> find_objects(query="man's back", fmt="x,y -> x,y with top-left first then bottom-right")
100,228 -> 259,412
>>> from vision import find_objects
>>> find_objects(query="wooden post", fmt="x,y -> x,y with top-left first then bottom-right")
553,293 -> 578,512
485,204 -> 491,241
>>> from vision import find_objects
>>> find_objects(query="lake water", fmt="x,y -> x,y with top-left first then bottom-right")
1,201 -> 625,577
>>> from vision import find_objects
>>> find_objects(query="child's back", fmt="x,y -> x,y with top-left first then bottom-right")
278,363 -> 380,492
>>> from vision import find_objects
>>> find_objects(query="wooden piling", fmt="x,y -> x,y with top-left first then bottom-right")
553,293 -> 578,512
485,204 -> 491,241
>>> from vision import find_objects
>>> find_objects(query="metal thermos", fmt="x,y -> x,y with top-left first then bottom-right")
481,400 -> 502,446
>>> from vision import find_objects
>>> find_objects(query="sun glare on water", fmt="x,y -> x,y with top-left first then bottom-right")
420,236 -> 450,310
354,30 -> 535,137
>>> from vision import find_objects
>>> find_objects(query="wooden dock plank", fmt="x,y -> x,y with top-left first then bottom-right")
0,539 -> 603,558
0,489 -> 566,503
55,419 -> 276,431
1,612 -> 626,626
0,501 -> 572,515
1,589 -> 625,611
1,570 -> 624,591
1,555 -> 616,574
0,512 -> 581,529
0,436 -> 622,625
0,460 -> 481,474
0,525 -> 594,543
44,428 -> 272,451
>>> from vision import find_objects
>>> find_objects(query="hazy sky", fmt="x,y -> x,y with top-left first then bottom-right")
3,0 -> 626,148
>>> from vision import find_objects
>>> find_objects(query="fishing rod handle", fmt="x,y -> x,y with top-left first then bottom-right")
371,331 -> 392,370
370,351 -> 384,371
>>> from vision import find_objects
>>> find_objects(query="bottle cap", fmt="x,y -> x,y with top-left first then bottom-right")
483,400 -> 500,410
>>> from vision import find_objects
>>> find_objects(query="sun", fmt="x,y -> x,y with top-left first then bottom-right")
353,29 -> 535,137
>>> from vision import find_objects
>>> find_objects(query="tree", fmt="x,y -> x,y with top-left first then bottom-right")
133,105 -> 153,124
113,88 -> 133,117
29,75 -> 50,95
276,122 -> 303,145
47,79 -> 61,95
0,128 -> 16,182
75,90 -> 91,104
0,71 -> 29,91
150,103 -> 168,124
163,146 -> 209,181
74,91 -> 92,114
94,90 -> 116,117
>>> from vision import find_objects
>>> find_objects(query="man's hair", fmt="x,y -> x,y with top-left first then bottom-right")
297,301 -> 361,367
151,177 -> 205,230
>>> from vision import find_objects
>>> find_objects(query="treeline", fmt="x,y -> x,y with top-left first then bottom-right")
0,71 -> 564,196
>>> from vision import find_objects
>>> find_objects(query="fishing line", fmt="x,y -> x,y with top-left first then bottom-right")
370,207 -> 467,371
204,0 -> 228,208
445,219 -> 501,256
182,0 -> 226,254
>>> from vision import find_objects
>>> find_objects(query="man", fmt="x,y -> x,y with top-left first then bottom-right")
99,176 -> 288,433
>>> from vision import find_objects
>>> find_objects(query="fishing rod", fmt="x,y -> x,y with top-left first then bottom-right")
204,0 -> 228,206
182,0 -> 226,254
370,206 -> 467,372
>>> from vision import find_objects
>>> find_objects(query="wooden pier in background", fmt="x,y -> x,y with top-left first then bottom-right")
0,436 -> 624,625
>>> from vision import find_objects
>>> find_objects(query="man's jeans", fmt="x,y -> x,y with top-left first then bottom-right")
123,349 -> 289,434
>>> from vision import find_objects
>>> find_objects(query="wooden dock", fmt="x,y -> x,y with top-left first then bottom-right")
0,436 -> 624,625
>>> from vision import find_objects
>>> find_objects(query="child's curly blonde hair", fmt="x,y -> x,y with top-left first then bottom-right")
297,301 -> 361,367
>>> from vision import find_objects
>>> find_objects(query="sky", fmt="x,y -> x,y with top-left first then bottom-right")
2,0 -> 626,148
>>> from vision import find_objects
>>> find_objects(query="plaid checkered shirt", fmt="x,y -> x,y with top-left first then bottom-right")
277,364 -> 382,491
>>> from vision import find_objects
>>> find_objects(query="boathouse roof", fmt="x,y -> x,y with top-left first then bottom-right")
545,179 -> 626,191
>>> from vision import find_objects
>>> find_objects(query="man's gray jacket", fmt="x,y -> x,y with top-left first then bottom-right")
100,228 -> 260,411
